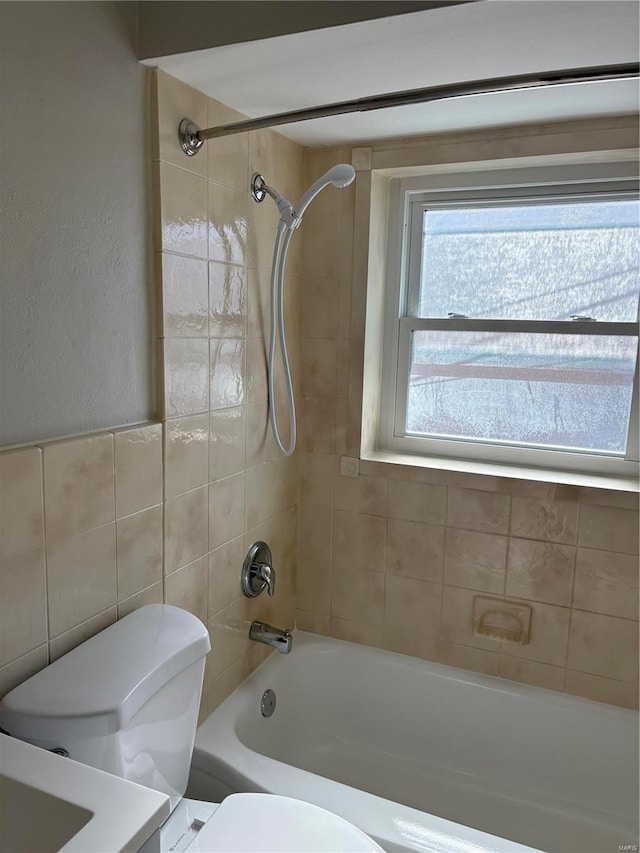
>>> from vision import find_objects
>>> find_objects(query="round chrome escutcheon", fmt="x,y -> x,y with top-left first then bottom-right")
261,688 -> 276,718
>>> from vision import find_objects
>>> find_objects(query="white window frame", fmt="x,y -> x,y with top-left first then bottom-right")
378,163 -> 640,479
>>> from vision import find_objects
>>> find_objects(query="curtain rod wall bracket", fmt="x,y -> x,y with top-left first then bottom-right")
179,118 -> 204,157
178,63 -> 639,156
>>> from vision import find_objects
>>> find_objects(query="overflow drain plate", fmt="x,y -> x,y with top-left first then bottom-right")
261,689 -> 276,718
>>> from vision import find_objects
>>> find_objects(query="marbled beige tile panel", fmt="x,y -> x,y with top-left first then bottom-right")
302,277 -> 340,339
565,669 -> 639,710
165,414 -> 209,497
116,506 -> 163,601
209,261 -> 246,338
44,434 -> 114,541
245,458 -> 297,530
114,425 -> 163,519
567,609 -> 638,683
436,640 -> 500,676
302,338 -> 338,397
447,487 -> 510,535
299,396 -> 336,454
504,600 -> 570,667
578,504 -> 639,555
444,528 -> 507,594
210,338 -> 245,410
209,407 -> 246,481
386,518 -> 444,583
0,645 -> 48,702
330,617 -> 383,648
333,470 -> 388,517
0,550 -> 47,665
296,610 -> 330,635
165,555 -> 208,623
440,586 -> 502,652
384,575 -> 441,638
332,510 -> 385,574
510,496 -> 579,544
209,182 -> 248,267
498,655 -> 565,691
47,524 -> 117,638
298,503 -> 332,564
505,538 -> 575,606
207,100 -> 249,192
118,583 -> 164,620
164,486 -> 209,574
573,547 -> 639,620
299,452 -> 334,508
208,535 -> 244,618
209,473 -> 245,550
297,558 -> 331,615
388,479 -> 446,526
332,567 -> 385,625
49,607 -> 117,663
155,70 -> 208,176
0,447 -> 43,563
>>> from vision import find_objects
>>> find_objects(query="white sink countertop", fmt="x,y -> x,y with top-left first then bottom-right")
0,732 -> 171,852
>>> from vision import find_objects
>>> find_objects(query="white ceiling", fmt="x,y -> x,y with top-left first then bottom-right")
147,1 -> 639,146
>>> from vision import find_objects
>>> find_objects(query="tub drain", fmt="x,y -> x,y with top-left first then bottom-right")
261,689 -> 276,717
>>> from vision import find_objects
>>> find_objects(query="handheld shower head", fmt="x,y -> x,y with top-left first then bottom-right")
294,163 -> 356,220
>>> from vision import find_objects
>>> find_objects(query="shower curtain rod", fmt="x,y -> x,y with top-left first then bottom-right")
179,62 -> 639,155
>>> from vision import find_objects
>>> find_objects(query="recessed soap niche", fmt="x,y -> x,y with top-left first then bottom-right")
473,596 -> 532,645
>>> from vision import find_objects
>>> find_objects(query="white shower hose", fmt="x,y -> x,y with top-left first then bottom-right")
268,220 -> 297,456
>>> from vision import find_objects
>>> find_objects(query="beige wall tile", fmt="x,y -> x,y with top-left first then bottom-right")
208,536 -> 244,617
0,645 -> 48,702
302,214 -> 341,280
165,414 -> 209,497
386,518 -> 444,583
447,487 -> 510,535
444,528 -> 507,594
302,278 -> 340,339
209,262 -> 246,338
163,338 -> 209,417
506,539 -> 575,606
244,338 -> 268,406
49,607 -> 117,662
498,655 -> 565,691
209,473 -> 245,550
116,506 -> 163,601
510,497 -> 578,544
245,458 -> 297,529
330,617 -> 384,648
384,575 -> 441,637
567,610 -> 638,683
206,655 -> 246,712
436,640 -> 500,676
505,600 -> 570,667
114,425 -> 163,518
161,253 -> 209,337
299,452 -> 334,508
117,582 -> 163,619
296,610 -> 330,635
44,434 -> 114,541
207,596 -> 252,680
210,338 -> 245,410
159,163 -> 208,257
207,101 -> 249,191
332,510 -> 385,573
578,504 -> 639,555
0,448 -> 43,563
209,182 -> 248,267
388,479 -> 446,526
298,503 -> 332,564
440,586 -> 502,652
155,70 -> 208,176
165,555 -> 208,623
297,558 -> 331,615
165,486 -> 208,573
0,550 -> 46,665
332,568 -> 384,626
573,547 -> 639,620
299,396 -> 336,453
565,670 -> 639,710
209,407 -> 246,481
334,471 -> 388,517
47,524 -> 117,637
302,338 -> 337,397
384,631 -> 438,661
244,402 -> 274,468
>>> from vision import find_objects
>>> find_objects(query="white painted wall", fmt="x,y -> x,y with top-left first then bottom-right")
0,1 -> 153,445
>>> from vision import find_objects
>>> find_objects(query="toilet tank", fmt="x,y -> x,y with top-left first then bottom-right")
0,605 -> 210,811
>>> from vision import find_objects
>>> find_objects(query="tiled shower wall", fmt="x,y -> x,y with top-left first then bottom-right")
0,70 -> 304,717
296,135 -> 640,710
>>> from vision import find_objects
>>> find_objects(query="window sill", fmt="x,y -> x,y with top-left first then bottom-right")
360,449 -> 639,493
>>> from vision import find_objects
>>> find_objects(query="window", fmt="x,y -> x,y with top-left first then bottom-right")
379,164 -> 640,479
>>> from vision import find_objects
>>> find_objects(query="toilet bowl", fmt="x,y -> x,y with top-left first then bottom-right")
0,604 -> 383,853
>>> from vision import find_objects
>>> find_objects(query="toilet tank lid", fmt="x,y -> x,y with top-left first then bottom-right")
0,605 -> 210,738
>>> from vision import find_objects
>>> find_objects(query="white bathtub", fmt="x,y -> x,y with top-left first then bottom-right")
189,632 -> 639,853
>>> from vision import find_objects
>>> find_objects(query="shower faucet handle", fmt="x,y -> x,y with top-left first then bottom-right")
242,541 -> 276,598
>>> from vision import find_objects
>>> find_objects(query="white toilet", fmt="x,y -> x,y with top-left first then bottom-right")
0,604 -> 383,853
